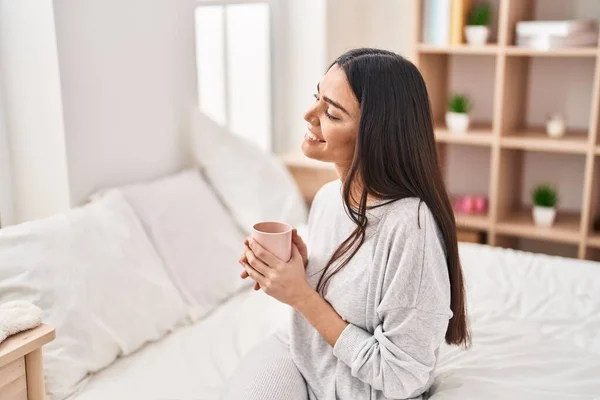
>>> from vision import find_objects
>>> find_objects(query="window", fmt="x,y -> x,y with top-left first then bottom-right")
195,0 -> 273,152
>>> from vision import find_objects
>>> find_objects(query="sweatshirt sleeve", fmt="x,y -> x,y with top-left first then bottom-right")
332,203 -> 452,399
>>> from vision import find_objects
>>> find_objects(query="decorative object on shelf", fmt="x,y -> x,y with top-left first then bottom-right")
531,183 -> 558,228
454,195 -> 488,215
473,196 -> 488,214
546,114 -> 566,138
446,94 -> 471,133
450,0 -> 473,44
422,0 -> 452,46
515,20 -> 599,50
465,2 -> 491,46
594,214 -> 600,232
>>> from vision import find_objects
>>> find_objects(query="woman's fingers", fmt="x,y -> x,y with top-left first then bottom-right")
291,229 -> 309,268
239,255 -> 261,290
292,229 -> 301,243
248,238 -> 282,267
245,244 -> 271,275
292,230 -> 306,249
243,263 -> 265,286
239,255 -> 250,278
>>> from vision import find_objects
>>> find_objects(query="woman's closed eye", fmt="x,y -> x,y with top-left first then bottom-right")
313,94 -> 340,121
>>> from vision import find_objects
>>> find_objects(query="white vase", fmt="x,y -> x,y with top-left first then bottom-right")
546,116 -> 566,138
445,112 -> 470,133
465,26 -> 490,46
533,206 -> 556,228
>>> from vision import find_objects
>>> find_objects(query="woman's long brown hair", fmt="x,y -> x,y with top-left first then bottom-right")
316,48 -> 470,347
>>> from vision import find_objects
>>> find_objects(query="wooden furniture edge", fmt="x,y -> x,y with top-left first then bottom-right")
0,324 -> 55,367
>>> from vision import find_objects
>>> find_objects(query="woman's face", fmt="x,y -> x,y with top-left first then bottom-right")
302,64 -> 360,167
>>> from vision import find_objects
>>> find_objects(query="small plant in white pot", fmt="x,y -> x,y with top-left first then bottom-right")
465,3 -> 492,46
531,184 -> 558,228
446,94 -> 471,133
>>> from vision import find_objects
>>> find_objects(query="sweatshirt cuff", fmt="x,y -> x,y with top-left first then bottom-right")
333,323 -> 372,367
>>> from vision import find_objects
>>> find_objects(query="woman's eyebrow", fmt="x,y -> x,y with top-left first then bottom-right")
317,83 -> 350,116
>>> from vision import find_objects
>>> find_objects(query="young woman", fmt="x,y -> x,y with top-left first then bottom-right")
227,48 -> 470,400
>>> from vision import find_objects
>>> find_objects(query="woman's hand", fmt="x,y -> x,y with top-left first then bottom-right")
292,229 -> 309,268
240,237 -> 314,307
239,229 -> 308,290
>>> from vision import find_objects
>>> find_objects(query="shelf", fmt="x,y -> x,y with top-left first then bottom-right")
496,209 -> 582,244
455,213 -> 490,231
278,151 -> 335,170
500,129 -> 589,154
419,46 -> 599,58
435,124 -> 494,146
505,46 -> 598,57
588,233 -> 600,249
415,1 -> 600,260
418,44 -> 499,55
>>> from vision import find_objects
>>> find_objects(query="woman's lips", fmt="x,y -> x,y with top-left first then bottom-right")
305,132 -> 326,143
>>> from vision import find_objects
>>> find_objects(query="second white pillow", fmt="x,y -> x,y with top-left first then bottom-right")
190,109 -> 308,233
120,169 -> 249,320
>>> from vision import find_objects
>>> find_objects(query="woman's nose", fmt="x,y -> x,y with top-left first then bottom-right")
304,104 -> 319,126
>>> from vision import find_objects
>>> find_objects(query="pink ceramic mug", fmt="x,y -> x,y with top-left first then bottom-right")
251,221 -> 293,262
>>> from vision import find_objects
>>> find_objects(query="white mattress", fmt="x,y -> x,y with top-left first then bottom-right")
74,243 -> 600,400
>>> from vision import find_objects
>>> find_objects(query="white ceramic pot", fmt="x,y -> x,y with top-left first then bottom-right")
445,112 -> 470,133
465,26 -> 490,46
546,115 -> 566,138
533,206 -> 556,228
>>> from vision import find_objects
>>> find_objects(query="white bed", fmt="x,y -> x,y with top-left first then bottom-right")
73,243 -> 600,400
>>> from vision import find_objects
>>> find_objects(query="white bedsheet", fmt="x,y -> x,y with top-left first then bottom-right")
73,289 -> 291,400
74,243 -> 600,400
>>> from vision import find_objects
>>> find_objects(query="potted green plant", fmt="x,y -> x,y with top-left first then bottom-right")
465,2 -> 492,46
531,183 -> 558,227
446,94 -> 472,133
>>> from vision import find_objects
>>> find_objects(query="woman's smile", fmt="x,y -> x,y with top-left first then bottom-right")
304,131 -> 326,143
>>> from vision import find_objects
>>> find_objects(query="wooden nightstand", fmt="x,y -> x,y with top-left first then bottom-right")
280,152 -> 339,206
0,324 -> 56,400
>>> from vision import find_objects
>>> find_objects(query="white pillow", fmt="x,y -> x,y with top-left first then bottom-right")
0,191 -> 189,400
119,169 -> 249,320
190,109 -> 308,233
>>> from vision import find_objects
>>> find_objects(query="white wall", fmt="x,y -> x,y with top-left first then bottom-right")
53,0 -> 198,205
278,0 -> 327,152
326,0 -> 416,61
326,0 -> 368,62
278,0 -> 417,153
0,0 -> 71,223
364,0 -> 417,60
0,83 -> 14,227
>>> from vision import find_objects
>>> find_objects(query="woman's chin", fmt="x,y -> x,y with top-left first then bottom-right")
301,140 -> 326,161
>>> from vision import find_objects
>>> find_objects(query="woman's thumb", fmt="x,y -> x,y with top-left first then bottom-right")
291,243 -> 302,260
292,231 -> 301,243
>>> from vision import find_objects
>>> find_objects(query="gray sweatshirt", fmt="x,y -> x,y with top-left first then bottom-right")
289,180 -> 452,400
